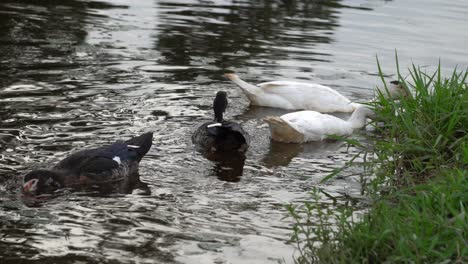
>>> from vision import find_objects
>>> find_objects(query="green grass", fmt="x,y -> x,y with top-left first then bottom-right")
313,169 -> 467,264
287,60 -> 468,263
371,60 -> 468,188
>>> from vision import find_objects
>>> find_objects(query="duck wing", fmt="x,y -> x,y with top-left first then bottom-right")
53,147 -> 103,172
220,122 -> 250,145
257,81 -> 335,94
282,111 -> 352,140
54,140 -> 144,178
256,82 -> 354,112
54,142 -> 131,174
56,132 -> 152,170
206,122 -> 249,139
199,121 -> 250,152
77,156 -> 121,180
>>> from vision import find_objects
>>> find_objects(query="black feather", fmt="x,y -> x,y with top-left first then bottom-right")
213,91 -> 228,122
193,92 -> 250,153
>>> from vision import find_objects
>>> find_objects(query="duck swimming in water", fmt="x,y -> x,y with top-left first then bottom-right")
192,91 -> 250,153
225,73 -> 407,112
22,132 -> 153,196
263,106 -> 375,143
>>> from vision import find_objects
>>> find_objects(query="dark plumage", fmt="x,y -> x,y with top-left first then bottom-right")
192,91 -> 250,152
22,132 -> 153,196
213,91 -> 228,122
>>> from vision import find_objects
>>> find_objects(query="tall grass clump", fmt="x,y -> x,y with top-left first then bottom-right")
288,60 -> 468,263
371,61 -> 468,189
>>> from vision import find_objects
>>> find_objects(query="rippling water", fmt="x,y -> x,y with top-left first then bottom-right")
1,0 -> 467,263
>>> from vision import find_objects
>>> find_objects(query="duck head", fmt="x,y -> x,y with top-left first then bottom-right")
22,169 -> 65,196
381,80 -> 410,99
213,91 -> 228,122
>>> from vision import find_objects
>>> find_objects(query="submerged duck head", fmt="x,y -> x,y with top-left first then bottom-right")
22,169 -> 64,196
348,105 -> 377,130
354,105 -> 376,118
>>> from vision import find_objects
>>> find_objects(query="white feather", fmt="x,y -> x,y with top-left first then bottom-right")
264,106 -> 375,143
225,74 -> 405,112
207,123 -> 222,128
112,156 -> 122,165
225,74 -> 357,112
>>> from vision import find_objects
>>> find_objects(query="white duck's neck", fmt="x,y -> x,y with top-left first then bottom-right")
228,75 -> 259,95
346,108 -> 370,130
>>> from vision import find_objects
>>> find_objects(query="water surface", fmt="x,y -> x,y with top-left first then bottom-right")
1,0 -> 467,263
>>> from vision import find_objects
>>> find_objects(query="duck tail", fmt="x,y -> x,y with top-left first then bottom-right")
125,132 -> 153,160
263,116 -> 304,143
224,73 -> 260,98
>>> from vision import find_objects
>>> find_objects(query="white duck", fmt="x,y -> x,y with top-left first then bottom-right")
263,105 -> 375,143
224,74 -> 406,112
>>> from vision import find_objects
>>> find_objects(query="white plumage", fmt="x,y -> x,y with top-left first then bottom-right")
225,73 -> 406,112
263,106 -> 375,143
112,156 -> 122,165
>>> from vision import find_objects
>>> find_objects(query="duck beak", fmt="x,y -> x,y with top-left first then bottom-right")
23,178 -> 39,193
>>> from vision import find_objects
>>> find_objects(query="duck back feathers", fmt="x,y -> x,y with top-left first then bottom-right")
192,91 -> 250,153
264,107 -> 374,143
192,121 -> 250,152
225,74 -> 356,112
55,132 -> 153,173
225,74 -> 406,112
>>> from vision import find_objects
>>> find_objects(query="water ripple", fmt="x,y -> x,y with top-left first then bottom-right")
1,0 -> 468,263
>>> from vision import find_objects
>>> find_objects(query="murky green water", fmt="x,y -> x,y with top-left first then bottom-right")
1,0 -> 467,263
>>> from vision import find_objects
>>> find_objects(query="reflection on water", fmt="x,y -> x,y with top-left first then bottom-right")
262,140 -> 344,168
1,0 -> 468,263
204,151 -> 246,182
155,0 -> 343,77
262,141 -> 304,168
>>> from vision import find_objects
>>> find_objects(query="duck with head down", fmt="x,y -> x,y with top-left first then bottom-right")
22,132 -> 153,196
263,105 -> 376,143
225,73 -> 408,112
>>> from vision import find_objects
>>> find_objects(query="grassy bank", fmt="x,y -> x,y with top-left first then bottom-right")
288,62 -> 468,263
